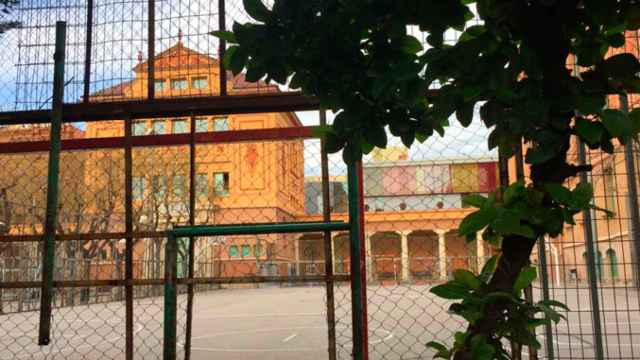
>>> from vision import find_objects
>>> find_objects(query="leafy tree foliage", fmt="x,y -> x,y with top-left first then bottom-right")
215,0 -> 640,358
0,0 -> 20,34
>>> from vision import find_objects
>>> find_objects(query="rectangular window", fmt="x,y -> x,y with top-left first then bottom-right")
196,173 -> 208,197
604,162 -> 617,214
195,118 -> 209,132
151,120 -> 166,135
171,78 -> 188,90
152,175 -> 167,199
132,121 -> 146,136
191,76 -> 208,89
172,119 -> 188,134
214,172 -> 230,196
132,177 -> 145,200
241,245 -> 251,258
254,244 -> 262,257
154,79 -> 166,91
229,245 -> 238,258
213,117 -> 229,131
172,175 -> 186,197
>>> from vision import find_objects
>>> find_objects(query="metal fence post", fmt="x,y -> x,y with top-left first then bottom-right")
184,116 -> 197,360
619,94 -> 640,288
147,0 -> 156,100
82,0 -> 94,103
320,109 -> 337,360
124,117 -> 134,360
163,232 -> 178,360
577,140 -> 605,360
537,237 -> 554,359
38,21 -> 66,346
218,0 -> 227,96
347,160 -> 368,360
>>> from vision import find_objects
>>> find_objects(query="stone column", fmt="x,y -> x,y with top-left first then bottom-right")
331,235 -> 337,274
294,236 -> 301,275
401,231 -> 410,282
436,229 -> 448,280
365,233 -> 373,282
476,232 -> 485,272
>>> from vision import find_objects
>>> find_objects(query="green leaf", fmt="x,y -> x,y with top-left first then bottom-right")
243,0 -> 271,22
365,126 -> 388,148
479,255 -> 498,283
459,25 -> 486,42
603,53 -> 640,79
503,182 -> 524,205
324,132 -> 344,154
544,183 -> 572,204
513,224 -> 536,239
456,103 -> 475,127
576,95 -> 606,115
458,208 -> 497,236
426,341 -> 451,359
513,266 -> 537,293
491,209 -> 521,235
470,335 -> 496,360
601,109 -> 631,138
454,331 -> 468,346
574,118 -> 604,145
222,46 -> 237,71
572,182 -> 594,209
210,30 -> 236,43
312,124 -> 331,138
538,299 -> 570,312
462,194 -> 486,208
453,269 -> 482,290
224,46 -> 248,75
401,35 -> 424,54
482,291 -> 518,304
430,282 -> 471,300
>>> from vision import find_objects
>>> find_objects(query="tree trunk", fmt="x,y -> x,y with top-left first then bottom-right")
453,234 -> 537,360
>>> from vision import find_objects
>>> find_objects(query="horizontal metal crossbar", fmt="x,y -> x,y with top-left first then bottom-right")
169,221 -> 351,237
0,93 -> 320,125
0,126 -> 317,154
0,275 -> 351,289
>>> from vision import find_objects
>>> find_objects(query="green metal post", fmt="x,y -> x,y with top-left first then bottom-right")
164,232 -> 178,360
38,21 -> 66,346
347,160 -> 368,360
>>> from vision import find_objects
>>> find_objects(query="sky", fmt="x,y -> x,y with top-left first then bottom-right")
0,0 -> 495,177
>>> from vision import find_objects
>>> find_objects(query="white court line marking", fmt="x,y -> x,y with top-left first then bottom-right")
282,333 -> 298,343
200,312 -> 324,320
183,326 -> 394,353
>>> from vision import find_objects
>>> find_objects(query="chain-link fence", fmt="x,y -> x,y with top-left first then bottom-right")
2,1 -> 640,360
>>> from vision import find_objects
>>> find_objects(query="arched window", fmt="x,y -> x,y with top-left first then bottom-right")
582,250 -> 603,281
607,249 -> 619,280
597,251 -> 603,281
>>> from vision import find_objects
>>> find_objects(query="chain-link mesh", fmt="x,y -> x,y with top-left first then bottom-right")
2,2 -> 640,359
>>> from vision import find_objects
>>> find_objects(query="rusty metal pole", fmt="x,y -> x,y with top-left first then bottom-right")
347,160 -> 368,360
218,0 -> 227,96
147,0 -> 156,100
38,21 -> 66,346
184,116 -> 197,360
163,232 -> 178,360
83,0 -> 94,103
619,94 -> 640,289
124,117 -> 134,360
319,109 -> 337,360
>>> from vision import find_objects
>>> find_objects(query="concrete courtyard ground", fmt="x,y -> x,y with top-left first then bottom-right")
1,284 -> 640,359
